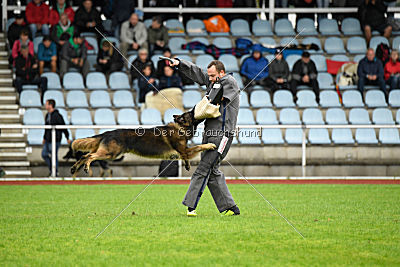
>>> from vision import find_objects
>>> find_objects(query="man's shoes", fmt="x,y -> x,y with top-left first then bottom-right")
222,210 -> 236,216
187,210 -> 198,217
222,205 -> 240,216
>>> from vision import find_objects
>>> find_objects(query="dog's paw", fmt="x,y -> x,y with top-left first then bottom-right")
84,165 -> 89,174
70,166 -> 76,174
184,160 -> 191,171
205,143 -> 217,150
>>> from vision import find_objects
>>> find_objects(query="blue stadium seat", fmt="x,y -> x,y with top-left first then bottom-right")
320,91 -> 341,108
109,72 -> 130,90
213,37 -> 232,49
326,108 -> 347,124
296,18 -> 318,36
279,37 -> 299,46
70,108 -> 92,125
189,37 -> 209,54
183,90 -> 201,108
117,108 -> 139,125
331,55 -> 350,61
319,19 -> 340,35
238,128 -> 261,144
310,55 -> 327,72
285,129 -> 305,144
66,90 -> 88,108
296,91 -> 318,108
261,129 -> 285,144
20,90 -> 42,107
258,37 -> 276,47
392,36 -> 400,50
27,129 -> 45,145
219,54 -> 239,72
41,72 -> 62,90
23,108 -> 44,125
274,90 -> 295,108
186,19 -> 207,36
75,129 -> 95,139
144,19 -> 152,28
342,90 -> 364,108
86,72 -> 108,90
6,18 -> 15,32
196,54 -> 214,70
102,36 -> 119,48
308,129 -> 331,144
169,37 -> 189,55
332,129 -> 354,144
58,108 -> 69,124
341,18 -> 363,35
237,108 -> 255,124
265,54 -> 275,63
90,90 -> 112,108
33,36 -> 43,54
324,37 -> 346,54
164,108 -> 183,124
318,73 -> 335,90
250,90 -> 272,108
127,55 -> 137,69
353,54 -> 365,63
43,90 -> 65,107
256,108 -> 278,124
389,90 -> 400,107
141,108 -> 163,125
232,72 -> 244,89
81,32 -> 96,37
397,110 -> 400,124
347,37 -> 367,54
372,108 -> 395,124
302,108 -> 324,124
349,108 -> 371,124
286,55 -> 301,71
86,54 -> 97,71
252,20 -> 273,36
85,36 -> 98,54
274,19 -> 295,36
369,36 -> 389,50
355,129 -> 378,144
302,37 -> 323,54
365,90 -> 387,108
379,129 -> 400,144
240,92 -> 250,108
231,19 -> 251,36
113,90 -> 135,108
165,19 -> 185,36
279,108 -> 301,124
94,108 -> 116,125
63,72 -> 85,90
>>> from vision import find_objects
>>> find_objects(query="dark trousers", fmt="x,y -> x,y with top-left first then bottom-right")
42,141 -> 61,173
386,75 -> 400,91
96,62 -> 123,75
15,76 -> 48,98
290,78 -> 320,100
358,75 -> 386,94
264,77 -> 289,92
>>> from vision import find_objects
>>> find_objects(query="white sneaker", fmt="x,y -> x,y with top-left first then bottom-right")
187,210 -> 198,217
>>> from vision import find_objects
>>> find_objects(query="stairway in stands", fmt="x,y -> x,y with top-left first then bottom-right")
0,32 -> 31,178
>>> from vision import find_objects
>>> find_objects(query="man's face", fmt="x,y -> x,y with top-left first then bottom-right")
253,51 -> 261,60
302,56 -> 310,64
83,0 -> 92,10
152,20 -> 161,29
20,34 -> 28,42
164,66 -> 174,77
57,0 -> 65,5
45,101 -> 54,112
276,53 -> 283,60
60,14 -> 68,25
391,52 -> 399,62
15,18 -> 24,25
130,14 -> 138,26
33,0 -> 42,4
367,50 -> 375,61
43,40 -> 51,48
139,51 -> 148,61
207,65 -> 224,83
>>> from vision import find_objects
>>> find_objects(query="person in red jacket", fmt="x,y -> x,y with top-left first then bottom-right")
25,0 -> 50,39
48,0 -> 75,26
384,50 -> 400,90
11,30 -> 34,63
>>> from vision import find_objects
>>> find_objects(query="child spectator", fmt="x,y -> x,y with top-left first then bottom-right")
384,50 -> 400,90
138,63 -> 157,103
38,35 -> 57,74
96,40 -> 123,74
158,65 -> 182,91
25,0 -> 50,39
48,0 -> 75,26
12,30 -> 34,63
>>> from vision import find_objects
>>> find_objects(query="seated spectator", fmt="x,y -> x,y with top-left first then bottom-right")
60,33 -> 90,77
14,46 -> 48,97
359,0 -> 392,44
49,0 -> 75,26
384,50 -> 400,90
156,48 -> 173,78
131,48 -> 155,80
50,13 -> 75,49
148,16 -> 169,55
138,63 -> 157,103
12,30 -> 34,64
7,14 -> 31,48
290,51 -> 320,101
25,0 -> 50,39
240,45 -> 269,86
96,40 -> 123,74
265,49 -> 290,92
158,65 -> 182,91
120,13 -> 148,59
74,0 -> 103,39
357,48 -> 386,94
38,35 -> 57,74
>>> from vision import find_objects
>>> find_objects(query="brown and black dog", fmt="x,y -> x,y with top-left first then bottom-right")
70,110 -> 215,177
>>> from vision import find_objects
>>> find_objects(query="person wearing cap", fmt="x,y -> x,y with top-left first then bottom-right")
37,35 -> 57,74
265,48 -> 290,92
60,33 -> 90,77
130,48 -> 155,80
25,0 -> 50,39
240,44 -> 269,86
120,13 -> 148,59
290,51 -> 320,102
96,39 -> 123,74
7,14 -> 31,47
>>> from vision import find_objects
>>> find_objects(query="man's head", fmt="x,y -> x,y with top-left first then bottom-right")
73,33 -> 83,44
15,14 -> 24,25
301,51 -> 310,63
45,99 -> 56,112
43,35 -> 52,48
20,29 -> 29,43
253,50 -> 261,60
391,50 -> 399,62
20,46 -> 29,58
33,0 -> 42,5
138,48 -> 148,62
164,65 -> 174,77
367,48 -> 375,61
57,0 -> 66,6
60,12 -> 69,26
82,0 -> 92,11
163,48 -> 172,58
101,40 -> 111,52
275,48 -> 283,61
142,64 -> 152,76
207,60 -> 226,83
129,13 -> 139,26
151,16 -> 162,29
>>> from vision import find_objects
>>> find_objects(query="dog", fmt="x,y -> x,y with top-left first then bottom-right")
70,110 -> 215,177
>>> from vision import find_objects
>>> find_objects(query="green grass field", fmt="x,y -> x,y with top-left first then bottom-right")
0,184 -> 399,266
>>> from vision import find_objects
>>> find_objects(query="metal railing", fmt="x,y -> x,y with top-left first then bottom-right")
1,124 -> 400,178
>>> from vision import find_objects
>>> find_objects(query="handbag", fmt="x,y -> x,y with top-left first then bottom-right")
194,95 -> 221,120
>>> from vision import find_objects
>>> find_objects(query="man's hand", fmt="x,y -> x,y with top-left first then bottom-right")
42,139 -> 45,145
148,78 -> 155,84
71,58 -> 78,65
170,59 -> 180,67
37,24 -> 42,30
99,59 -> 107,64
132,42 -> 139,50
302,75 -> 310,83
67,139 -> 72,144
32,63 -> 38,69
79,59 -> 84,67
277,78 -> 284,84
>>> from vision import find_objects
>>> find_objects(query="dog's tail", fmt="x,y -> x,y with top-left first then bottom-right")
71,137 -> 101,153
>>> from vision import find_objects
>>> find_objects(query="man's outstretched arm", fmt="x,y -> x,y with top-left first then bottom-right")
170,58 -> 210,86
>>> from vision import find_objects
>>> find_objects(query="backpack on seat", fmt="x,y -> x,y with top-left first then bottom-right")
375,43 -> 391,66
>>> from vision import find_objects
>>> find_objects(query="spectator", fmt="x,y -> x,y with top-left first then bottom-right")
96,40 -> 123,74
294,0 -> 316,22
25,0 -> 50,39
14,46 -> 48,97
7,14 -> 30,48
11,30 -> 34,63
290,51 -> 320,102
359,0 -> 392,44
384,50 -> 400,90
357,48 -> 386,94
48,0 -> 75,26
111,0 -> 136,36
158,65 -> 182,91
148,16 -> 169,55
156,48 -> 173,78
42,99 -> 71,177
38,35 -> 57,74
74,0 -> 103,38
50,13 -> 75,49
265,49 -> 290,92
60,33 -> 90,77
240,45 -> 269,86
138,63 -> 157,103
131,48 -> 155,80
120,13 -> 148,59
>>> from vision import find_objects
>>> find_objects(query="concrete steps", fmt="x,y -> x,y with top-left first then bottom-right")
0,161 -> 30,167
4,170 -> 32,177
